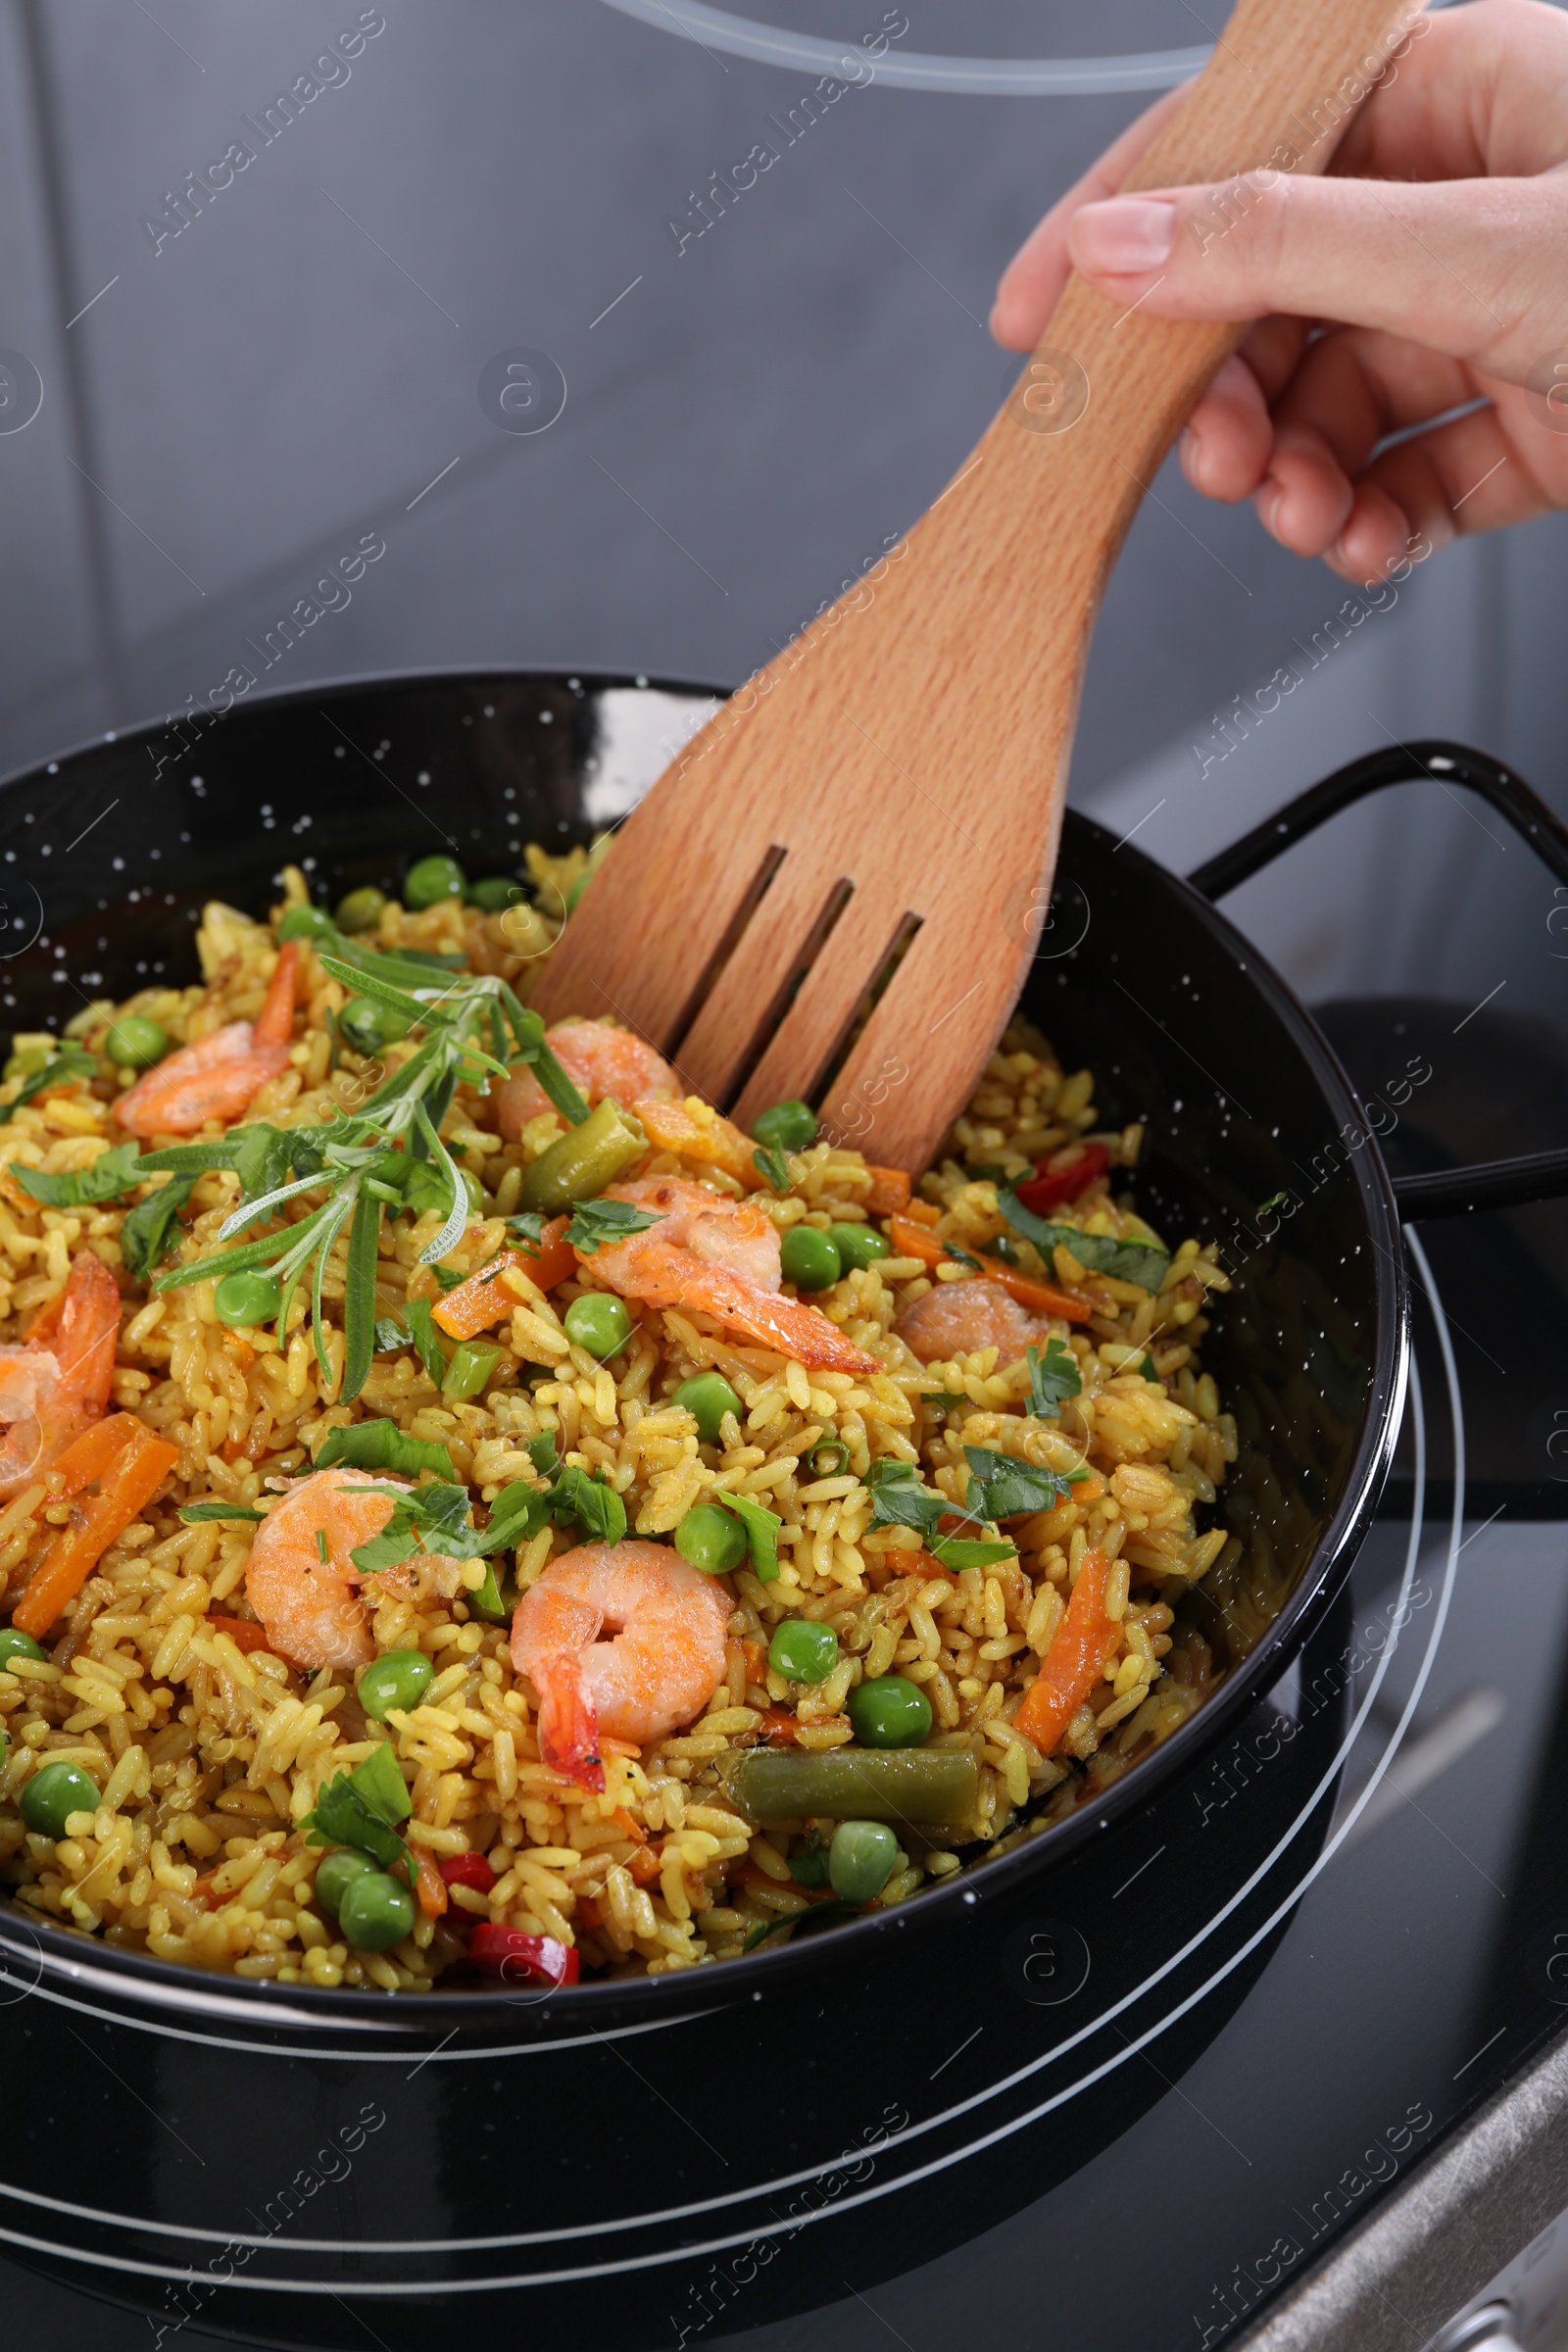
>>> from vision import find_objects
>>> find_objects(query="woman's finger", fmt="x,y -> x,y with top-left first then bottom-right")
1178,355 -> 1273,503
990,83 -> 1189,351
1063,172 -> 1568,383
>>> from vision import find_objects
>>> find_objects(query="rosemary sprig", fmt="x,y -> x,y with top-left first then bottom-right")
152,958 -> 587,1403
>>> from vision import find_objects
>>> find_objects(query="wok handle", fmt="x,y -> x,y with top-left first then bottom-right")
1188,740 -> 1568,1218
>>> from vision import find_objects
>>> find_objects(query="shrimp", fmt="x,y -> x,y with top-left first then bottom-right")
510,1539 -> 730,1790
495,1017 -> 677,1140
115,940 -> 300,1137
0,1248 -> 120,1495
590,1175 -> 879,1375
244,1465 -> 400,1670
894,1277 -> 1056,1368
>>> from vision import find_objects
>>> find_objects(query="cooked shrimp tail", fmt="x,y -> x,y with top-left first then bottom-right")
511,1540 -> 730,1790
115,941 -> 300,1138
0,1249 -> 121,1495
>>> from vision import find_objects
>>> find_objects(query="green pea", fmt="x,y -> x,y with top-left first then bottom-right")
829,1819 -> 898,1904
404,855 -> 466,908
214,1269 -> 282,1330
275,905 -> 335,944
780,1226 -> 841,1293
466,876 -> 525,912
20,1759 -> 100,1838
767,1618 -> 838,1685
103,1016 -> 170,1070
338,996 -> 412,1057
826,1223 -> 890,1273
335,886 -> 388,935
442,1339 -> 503,1401
337,1869 -> 416,1951
846,1673 -> 933,1749
674,1502 -> 748,1576
0,1627 -> 46,1671
564,1294 -> 633,1359
315,1846 -> 378,1918
673,1373 -> 743,1446
752,1100 -> 816,1152
357,1648 -> 434,1721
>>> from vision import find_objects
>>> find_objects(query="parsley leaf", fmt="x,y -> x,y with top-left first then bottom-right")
713,1488 -> 782,1583
565,1199 -> 664,1254
505,1210 -> 549,1247
11,1139 -> 144,1207
1025,1337 -> 1081,1418
998,1188 -> 1170,1292
176,1500 -> 270,1524
527,1431 -> 561,1479
962,1445 -> 1076,1520
430,1263 -> 466,1293
1138,1352 -> 1158,1380
864,1457 -> 946,1542
372,1316 -> 410,1353
302,1742 -> 415,1886
315,1418 -> 455,1479
931,1538 -> 1017,1570
0,1044 -> 95,1127
552,1463 -> 627,1544
120,1174 -> 195,1279
752,1144 -> 791,1194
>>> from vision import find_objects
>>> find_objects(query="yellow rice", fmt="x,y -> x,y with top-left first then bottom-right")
0,855 -> 1236,1989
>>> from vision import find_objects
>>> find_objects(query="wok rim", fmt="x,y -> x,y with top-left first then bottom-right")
0,663 -> 1409,2034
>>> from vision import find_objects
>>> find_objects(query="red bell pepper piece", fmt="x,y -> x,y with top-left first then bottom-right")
468,1923 -> 579,1986
438,1852 -> 499,1896
1015,1142 -> 1109,1217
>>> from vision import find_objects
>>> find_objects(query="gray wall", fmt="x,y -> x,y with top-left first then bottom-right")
2,0 -> 1564,1020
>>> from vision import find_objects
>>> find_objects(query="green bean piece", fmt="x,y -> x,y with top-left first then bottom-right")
719,1746 -> 979,1828
517,1097 -> 647,1212
441,1339 -> 503,1401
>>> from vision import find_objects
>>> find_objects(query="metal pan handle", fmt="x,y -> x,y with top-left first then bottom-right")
1187,740 -> 1568,1219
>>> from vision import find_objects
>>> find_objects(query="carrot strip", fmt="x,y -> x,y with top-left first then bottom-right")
253,939 -> 300,1049
13,1421 -> 181,1639
863,1164 -> 911,1217
900,1199 -> 942,1228
1013,1546 -> 1119,1756
741,1638 -> 767,1688
628,1847 -> 662,1886
634,1097 -> 763,1189
887,1215 -> 1092,1324
415,1850 -> 449,1919
432,1226 -> 572,1339
754,1706 -> 800,1746
47,1412 -> 138,1499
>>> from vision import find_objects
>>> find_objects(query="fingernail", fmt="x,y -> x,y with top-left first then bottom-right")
1069,198 -> 1176,275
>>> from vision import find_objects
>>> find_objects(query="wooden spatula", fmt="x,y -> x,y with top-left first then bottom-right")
536,0 -> 1422,1173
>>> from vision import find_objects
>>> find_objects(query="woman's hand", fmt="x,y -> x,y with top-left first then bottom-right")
992,0 -> 1568,584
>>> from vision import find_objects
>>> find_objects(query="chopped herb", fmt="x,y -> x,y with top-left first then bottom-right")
551,1462 -> 627,1544
302,1741 -> 415,1886
1138,1352 -> 1158,1380
468,1561 -> 513,1624
564,1198 -> 664,1254
527,1432 -> 561,1479
119,1174 -> 195,1279
1025,1337 -> 1081,1418
315,1418 -> 455,1480
788,1827 -> 831,1887
176,1500 -> 270,1524
431,1262 -> 467,1292
505,1210 -> 549,1247
946,1244 -> 983,1271
742,1896 -> 861,1950
864,1454 -> 1023,1569
0,1043 -> 95,1126
372,1317 -> 410,1353
931,1538 -> 1018,1570
11,1139 -> 143,1206
713,1488 -> 782,1583
753,1144 -> 791,1194
997,1188 -> 1171,1292
403,1296 -> 449,1386
962,1445 -> 1076,1520
1256,1191 -> 1290,1218
315,1528 -> 329,1566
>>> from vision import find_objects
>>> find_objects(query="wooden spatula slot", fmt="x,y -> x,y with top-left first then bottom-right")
534,0 -> 1424,1173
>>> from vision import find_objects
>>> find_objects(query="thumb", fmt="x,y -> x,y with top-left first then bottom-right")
1065,172 -> 1551,378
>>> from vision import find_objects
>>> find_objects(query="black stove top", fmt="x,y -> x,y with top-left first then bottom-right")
5,992 -> 1568,2352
